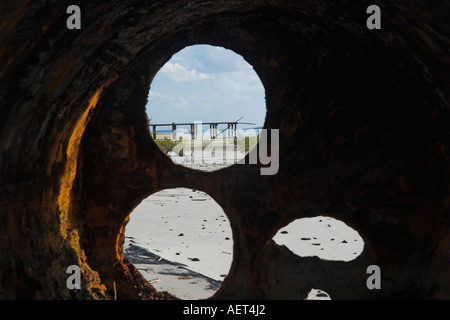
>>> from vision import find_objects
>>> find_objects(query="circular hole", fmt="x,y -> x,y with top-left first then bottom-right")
273,216 -> 364,262
307,288 -> 332,300
124,187 -> 233,299
146,44 -> 266,171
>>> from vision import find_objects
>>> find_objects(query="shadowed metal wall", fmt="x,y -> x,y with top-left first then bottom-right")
0,0 -> 448,299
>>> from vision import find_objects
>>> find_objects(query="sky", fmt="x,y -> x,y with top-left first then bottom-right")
145,45 -> 266,130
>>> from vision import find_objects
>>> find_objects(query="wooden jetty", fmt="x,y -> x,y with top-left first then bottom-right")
150,118 -> 255,140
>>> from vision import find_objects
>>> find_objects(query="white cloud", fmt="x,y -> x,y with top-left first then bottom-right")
221,72 -> 264,92
148,90 -> 190,111
149,90 -> 176,100
222,76 -> 241,90
146,45 -> 267,127
248,74 -> 260,82
160,62 -> 210,82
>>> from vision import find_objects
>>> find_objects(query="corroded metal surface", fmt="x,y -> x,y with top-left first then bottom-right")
0,1 -> 448,299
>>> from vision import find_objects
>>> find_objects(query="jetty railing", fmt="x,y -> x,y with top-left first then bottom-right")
150,119 -> 255,140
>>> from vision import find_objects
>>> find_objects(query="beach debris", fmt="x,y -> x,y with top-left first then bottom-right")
137,266 -> 153,271
342,240 -> 348,243
220,274 -> 227,278
280,231 -> 288,234
301,237 -> 311,240
178,276 -> 193,280
188,257 -> 200,262
148,277 -> 160,284
178,233 -> 184,236
312,243 -> 321,246
222,251 -> 231,255
225,237 -> 230,240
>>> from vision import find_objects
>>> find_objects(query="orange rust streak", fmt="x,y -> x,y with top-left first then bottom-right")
58,88 -> 103,237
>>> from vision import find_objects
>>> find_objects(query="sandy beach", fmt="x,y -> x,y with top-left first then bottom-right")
168,138 -> 249,171
124,187 -> 233,299
123,148 -> 364,300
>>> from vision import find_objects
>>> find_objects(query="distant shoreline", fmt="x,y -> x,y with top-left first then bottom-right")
151,126 -> 263,140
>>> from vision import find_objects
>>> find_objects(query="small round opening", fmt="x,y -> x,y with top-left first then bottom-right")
146,44 -> 266,171
124,187 -> 233,299
307,289 -> 332,300
273,216 -> 364,262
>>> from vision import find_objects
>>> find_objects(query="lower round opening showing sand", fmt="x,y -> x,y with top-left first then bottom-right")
273,216 -> 365,300
124,187 -> 233,299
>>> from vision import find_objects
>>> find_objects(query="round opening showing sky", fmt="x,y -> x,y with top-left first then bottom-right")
146,44 -> 266,171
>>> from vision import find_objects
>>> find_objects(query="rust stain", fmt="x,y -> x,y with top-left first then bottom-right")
116,219 -> 129,261
58,88 -> 103,238
55,86 -> 110,296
